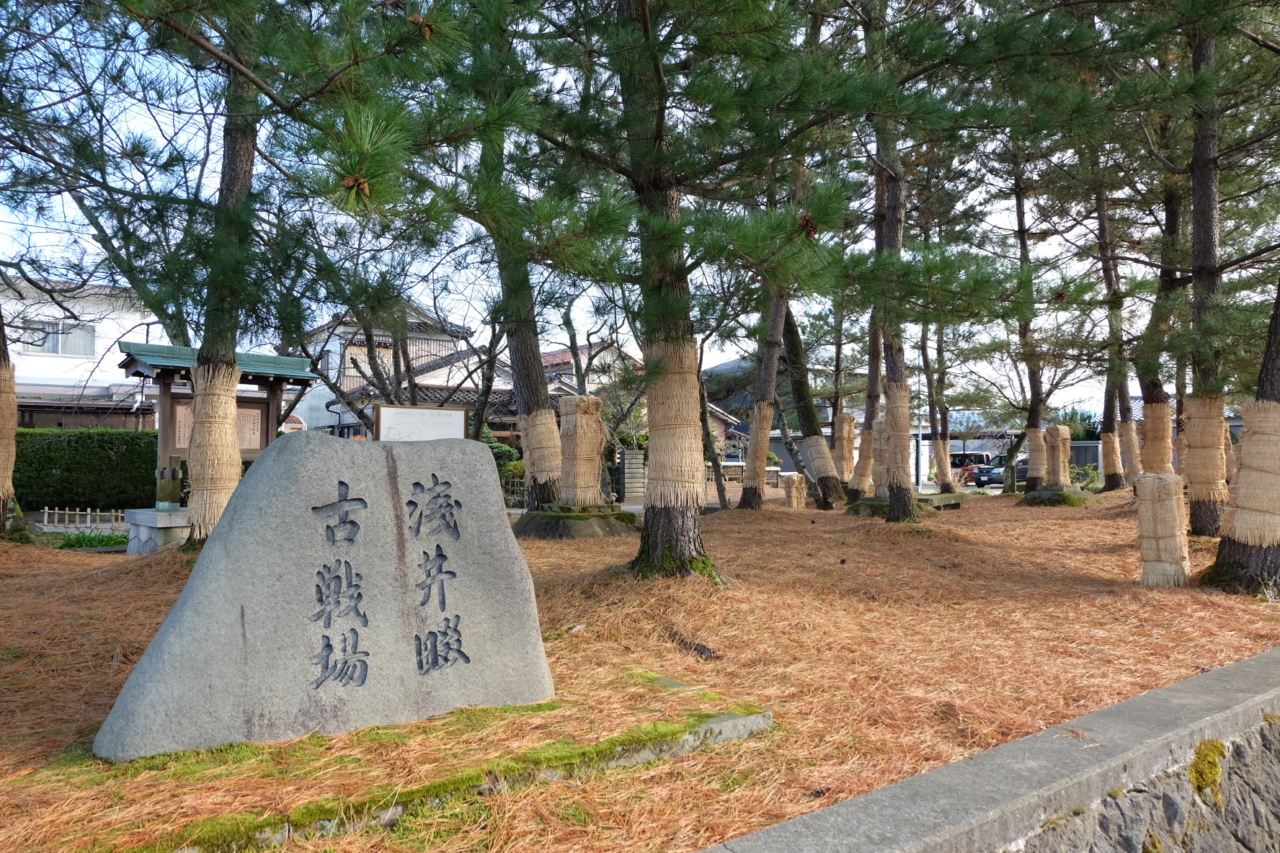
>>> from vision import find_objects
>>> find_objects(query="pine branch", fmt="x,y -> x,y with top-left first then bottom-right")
1139,122 -> 1189,175
533,129 -> 636,182
1236,26 -> 1280,58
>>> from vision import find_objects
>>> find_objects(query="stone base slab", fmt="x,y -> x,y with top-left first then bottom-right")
124,508 -> 191,555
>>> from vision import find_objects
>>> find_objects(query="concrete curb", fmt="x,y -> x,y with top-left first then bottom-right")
705,647 -> 1280,853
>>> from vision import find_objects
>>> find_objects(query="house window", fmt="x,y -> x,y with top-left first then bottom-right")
25,321 -> 95,356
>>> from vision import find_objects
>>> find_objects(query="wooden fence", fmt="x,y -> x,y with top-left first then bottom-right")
34,507 -> 129,535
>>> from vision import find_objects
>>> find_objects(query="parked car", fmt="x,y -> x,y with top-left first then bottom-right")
972,454 -> 1029,487
948,451 -> 993,485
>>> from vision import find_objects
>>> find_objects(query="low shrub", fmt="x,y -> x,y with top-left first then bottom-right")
14,429 -> 158,510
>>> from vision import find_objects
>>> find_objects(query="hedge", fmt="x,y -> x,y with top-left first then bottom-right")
14,428 -> 158,511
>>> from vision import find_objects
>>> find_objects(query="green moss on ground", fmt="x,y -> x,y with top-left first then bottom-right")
1020,492 -> 1099,508
133,705 -> 767,851
630,551 -> 722,584
131,813 -> 285,853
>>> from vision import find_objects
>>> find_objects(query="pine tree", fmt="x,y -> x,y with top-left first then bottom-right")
535,0 -> 867,576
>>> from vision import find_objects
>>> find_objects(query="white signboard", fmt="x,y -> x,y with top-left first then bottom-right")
236,408 -> 263,450
174,401 -> 194,450
173,401 -> 264,450
374,404 -> 469,442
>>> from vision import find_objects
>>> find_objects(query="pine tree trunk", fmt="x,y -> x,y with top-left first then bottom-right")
740,287 -> 787,510
1118,379 -> 1141,486
618,0 -> 716,580
1186,29 -> 1228,536
0,306 -> 15,520
882,332 -> 918,522
1013,162 -> 1046,494
188,41 -> 257,540
775,396 -> 814,490
1100,379 -> 1125,493
1096,187 -> 1126,494
782,306 -> 842,509
920,323 -> 956,494
699,373 -> 729,510
1209,282 -> 1280,596
872,95 -> 915,522
482,122 -> 560,510
847,320 -> 881,504
471,329 -> 503,442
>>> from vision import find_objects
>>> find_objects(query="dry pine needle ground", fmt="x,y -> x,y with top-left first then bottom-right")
2,491 -> 1279,852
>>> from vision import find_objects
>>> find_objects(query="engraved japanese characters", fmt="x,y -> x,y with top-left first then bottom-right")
93,432 -> 555,761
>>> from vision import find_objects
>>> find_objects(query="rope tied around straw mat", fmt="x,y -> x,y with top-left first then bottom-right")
1025,428 -> 1046,481
1137,472 -> 1190,587
743,401 -> 775,490
1183,395 -> 1230,504
188,363 -> 243,539
1220,400 -> 1280,548
643,340 -> 704,509
559,396 -> 607,507
520,409 -> 561,483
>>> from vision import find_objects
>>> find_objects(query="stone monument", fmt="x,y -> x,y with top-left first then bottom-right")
94,431 -> 555,761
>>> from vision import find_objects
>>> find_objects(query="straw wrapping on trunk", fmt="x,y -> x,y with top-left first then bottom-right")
932,439 -> 955,491
742,401 -> 775,490
780,473 -> 805,509
1120,420 -> 1143,482
1043,426 -> 1067,488
883,383 -> 912,489
1183,395 -> 1229,503
872,417 -> 888,498
642,341 -> 705,510
850,427 -> 874,494
1137,472 -> 1189,587
833,413 -> 856,482
1101,433 -> 1123,478
520,409 -> 561,485
1056,426 -> 1072,485
187,363 -> 243,540
1141,403 -> 1174,474
805,435 -> 839,482
0,363 -> 15,503
1223,420 -> 1238,484
1025,428 -> 1046,483
559,396 -> 607,507
1219,400 -> 1280,548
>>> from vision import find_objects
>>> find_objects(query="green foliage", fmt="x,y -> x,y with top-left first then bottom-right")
479,425 -> 519,466
502,459 -> 525,481
1056,409 -> 1101,441
57,532 -> 129,549
14,429 -> 158,510
766,451 -> 781,466
1070,463 -> 1101,492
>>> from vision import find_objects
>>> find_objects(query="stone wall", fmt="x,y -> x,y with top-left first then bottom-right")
1021,721 -> 1280,853
704,647 -> 1280,853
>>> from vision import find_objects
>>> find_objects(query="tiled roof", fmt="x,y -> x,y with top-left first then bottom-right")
118,342 -> 316,383
540,340 -> 613,367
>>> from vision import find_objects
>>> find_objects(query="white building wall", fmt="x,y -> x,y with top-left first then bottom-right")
3,287 -> 170,399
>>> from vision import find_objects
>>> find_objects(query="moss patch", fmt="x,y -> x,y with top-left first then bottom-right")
630,552 -> 722,584
1020,491 -> 1098,508
136,705 -> 768,851
1188,738 -> 1227,808
132,812 -> 285,853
